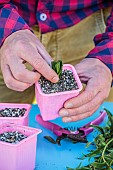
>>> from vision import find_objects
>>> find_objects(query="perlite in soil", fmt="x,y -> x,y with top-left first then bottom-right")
0,108 -> 27,117
38,69 -> 79,94
0,131 -> 27,144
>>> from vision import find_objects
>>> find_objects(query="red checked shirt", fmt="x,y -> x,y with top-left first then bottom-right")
0,0 -> 113,79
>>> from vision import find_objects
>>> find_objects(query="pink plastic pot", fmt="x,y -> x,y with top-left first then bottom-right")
0,123 -> 42,170
35,64 -> 82,120
0,103 -> 31,126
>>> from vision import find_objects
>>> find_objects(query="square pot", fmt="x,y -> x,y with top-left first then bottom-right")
35,64 -> 82,120
0,103 -> 31,126
0,123 -> 42,170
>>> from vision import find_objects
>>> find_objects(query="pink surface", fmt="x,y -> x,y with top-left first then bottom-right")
0,103 -> 31,126
35,64 -> 82,120
0,123 -> 42,170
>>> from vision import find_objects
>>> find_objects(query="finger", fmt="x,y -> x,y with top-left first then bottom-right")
59,91 -> 104,117
37,45 -> 53,66
62,105 -> 99,122
1,64 -> 30,91
64,78 -> 99,109
8,56 -> 41,83
21,45 -> 59,83
78,76 -> 89,84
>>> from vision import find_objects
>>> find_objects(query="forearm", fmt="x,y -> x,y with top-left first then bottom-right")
0,1 -> 30,47
86,7 -> 113,79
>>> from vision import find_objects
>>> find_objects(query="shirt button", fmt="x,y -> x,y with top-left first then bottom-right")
40,13 -> 47,21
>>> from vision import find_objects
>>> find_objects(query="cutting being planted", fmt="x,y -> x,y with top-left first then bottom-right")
51,60 -> 63,78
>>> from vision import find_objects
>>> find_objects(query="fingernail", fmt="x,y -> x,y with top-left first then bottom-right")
65,103 -> 73,109
52,76 -> 59,83
63,117 -> 72,122
59,110 -> 69,116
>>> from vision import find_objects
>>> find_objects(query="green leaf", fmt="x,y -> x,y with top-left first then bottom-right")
104,108 -> 113,132
66,167 -> 75,170
91,162 -> 106,168
108,150 -> 113,158
89,125 -> 105,135
51,60 -> 63,77
85,142 -> 92,148
83,149 -> 101,158
67,165 -> 90,170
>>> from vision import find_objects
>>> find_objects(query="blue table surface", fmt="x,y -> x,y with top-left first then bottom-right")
29,102 -> 113,170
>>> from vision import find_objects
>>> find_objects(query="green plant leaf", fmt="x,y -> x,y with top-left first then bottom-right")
51,60 -> 63,77
89,125 -> 105,135
104,108 -> 113,132
91,162 -> 106,168
85,142 -> 92,148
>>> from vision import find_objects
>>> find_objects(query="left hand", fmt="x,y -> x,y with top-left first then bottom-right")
59,58 -> 112,122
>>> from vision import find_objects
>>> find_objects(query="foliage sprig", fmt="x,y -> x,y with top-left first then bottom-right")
51,60 -> 63,78
67,108 -> 113,170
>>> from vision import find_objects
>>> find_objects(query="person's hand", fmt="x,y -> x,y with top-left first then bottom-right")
0,29 -> 59,91
59,58 -> 112,122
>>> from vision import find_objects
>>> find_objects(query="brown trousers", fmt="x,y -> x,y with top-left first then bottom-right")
0,7 -> 112,103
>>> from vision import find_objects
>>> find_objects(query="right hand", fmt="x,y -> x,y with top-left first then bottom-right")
0,29 -> 59,91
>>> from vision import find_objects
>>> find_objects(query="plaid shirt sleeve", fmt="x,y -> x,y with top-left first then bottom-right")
0,1 -> 30,47
86,7 -> 113,79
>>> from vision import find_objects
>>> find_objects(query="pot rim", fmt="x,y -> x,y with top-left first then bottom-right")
35,64 -> 82,96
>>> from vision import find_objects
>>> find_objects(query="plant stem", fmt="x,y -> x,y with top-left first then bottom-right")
102,138 -> 113,169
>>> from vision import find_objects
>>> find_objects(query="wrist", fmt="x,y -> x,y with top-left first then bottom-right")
92,58 -> 112,85
3,29 -> 32,44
